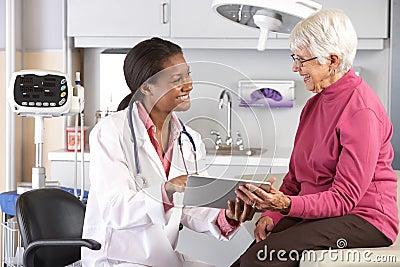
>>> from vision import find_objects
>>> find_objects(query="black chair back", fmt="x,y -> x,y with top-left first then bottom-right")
16,188 -> 100,267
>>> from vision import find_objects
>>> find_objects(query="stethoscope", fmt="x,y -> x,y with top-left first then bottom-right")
128,100 -> 198,179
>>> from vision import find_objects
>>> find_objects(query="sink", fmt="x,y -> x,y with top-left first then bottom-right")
207,146 -> 262,156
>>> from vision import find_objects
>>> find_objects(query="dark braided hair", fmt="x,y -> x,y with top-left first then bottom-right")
117,37 -> 183,111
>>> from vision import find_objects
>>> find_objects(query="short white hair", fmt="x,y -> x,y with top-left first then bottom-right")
289,9 -> 357,73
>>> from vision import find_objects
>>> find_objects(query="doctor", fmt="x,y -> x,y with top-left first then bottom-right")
82,37 -> 256,267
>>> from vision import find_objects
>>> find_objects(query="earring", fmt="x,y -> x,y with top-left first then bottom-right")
140,84 -> 152,96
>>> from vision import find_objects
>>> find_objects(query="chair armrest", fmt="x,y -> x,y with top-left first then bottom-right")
24,238 -> 101,267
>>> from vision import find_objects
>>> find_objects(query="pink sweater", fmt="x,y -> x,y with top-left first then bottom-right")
262,69 -> 399,243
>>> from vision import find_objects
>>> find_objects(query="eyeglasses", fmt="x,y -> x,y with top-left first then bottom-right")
291,54 -> 318,68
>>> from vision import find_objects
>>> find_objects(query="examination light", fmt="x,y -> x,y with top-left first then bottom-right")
211,0 -> 322,50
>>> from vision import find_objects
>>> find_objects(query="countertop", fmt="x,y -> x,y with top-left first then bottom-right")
205,146 -> 291,167
48,146 -> 292,167
48,149 -> 91,161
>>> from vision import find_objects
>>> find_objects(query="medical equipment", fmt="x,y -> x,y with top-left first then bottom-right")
8,69 -> 82,116
183,175 -> 271,208
128,100 -> 198,177
178,126 -> 198,175
211,0 -> 321,50
8,70 -> 84,190
72,72 -> 86,200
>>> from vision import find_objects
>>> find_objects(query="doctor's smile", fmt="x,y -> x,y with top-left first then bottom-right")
177,94 -> 190,102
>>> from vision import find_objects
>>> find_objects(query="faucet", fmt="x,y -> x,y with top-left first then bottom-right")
236,131 -> 244,151
210,130 -> 223,150
219,90 -> 232,146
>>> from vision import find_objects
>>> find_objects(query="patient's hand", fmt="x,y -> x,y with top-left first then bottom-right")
225,198 -> 256,223
236,177 -> 291,213
254,216 -> 275,242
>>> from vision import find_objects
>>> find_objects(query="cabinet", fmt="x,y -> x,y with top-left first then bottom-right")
317,0 -> 389,39
67,0 -> 170,37
277,0 -> 389,39
67,0 -> 388,49
170,0 -> 262,39
48,150 -> 91,190
205,147 -> 290,179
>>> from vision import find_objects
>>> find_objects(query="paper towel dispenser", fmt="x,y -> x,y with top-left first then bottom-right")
238,80 -> 295,108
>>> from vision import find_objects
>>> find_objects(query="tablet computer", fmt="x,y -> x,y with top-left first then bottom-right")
183,175 -> 271,209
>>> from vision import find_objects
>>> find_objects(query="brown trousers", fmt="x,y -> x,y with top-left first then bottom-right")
231,214 -> 392,267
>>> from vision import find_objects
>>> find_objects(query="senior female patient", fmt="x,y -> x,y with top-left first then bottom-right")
82,37 -> 255,267
232,9 -> 398,267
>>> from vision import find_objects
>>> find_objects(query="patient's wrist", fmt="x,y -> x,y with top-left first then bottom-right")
280,196 -> 291,214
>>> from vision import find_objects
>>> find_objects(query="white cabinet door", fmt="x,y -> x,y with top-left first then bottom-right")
310,0 -> 388,38
170,0 -> 264,38
172,0 -> 388,40
67,0 -> 170,37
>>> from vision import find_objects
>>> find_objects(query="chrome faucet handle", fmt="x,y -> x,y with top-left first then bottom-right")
236,131 -> 244,151
225,136 -> 233,146
210,130 -> 223,149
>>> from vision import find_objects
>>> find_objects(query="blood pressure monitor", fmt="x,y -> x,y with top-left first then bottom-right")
8,70 -> 82,116
8,69 -> 84,190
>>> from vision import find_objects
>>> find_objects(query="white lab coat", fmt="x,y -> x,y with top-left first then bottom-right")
82,103 -> 237,267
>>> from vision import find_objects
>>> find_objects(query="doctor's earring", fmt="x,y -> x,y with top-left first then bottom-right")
140,83 -> 153,96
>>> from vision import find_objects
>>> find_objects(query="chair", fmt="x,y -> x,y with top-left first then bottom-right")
15,188 -> 101,267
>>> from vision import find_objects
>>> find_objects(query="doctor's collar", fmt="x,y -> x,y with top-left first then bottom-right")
136,101 -> 183,136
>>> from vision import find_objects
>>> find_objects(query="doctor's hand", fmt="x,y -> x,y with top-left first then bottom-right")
165,175 -> 188,200
254,216 -> 275,242
225,198 -> 256,223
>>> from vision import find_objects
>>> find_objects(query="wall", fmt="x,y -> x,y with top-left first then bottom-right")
183,48 -> 390,150
85,46 -> 390,152
390,0 -> 400,169
0,0 -> 5,48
